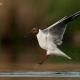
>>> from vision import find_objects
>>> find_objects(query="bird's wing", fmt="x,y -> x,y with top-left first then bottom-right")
43,17 -> 67,45
44,11 -> 80,45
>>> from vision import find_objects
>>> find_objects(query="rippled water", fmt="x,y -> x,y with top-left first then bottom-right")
0,72 -> 80,77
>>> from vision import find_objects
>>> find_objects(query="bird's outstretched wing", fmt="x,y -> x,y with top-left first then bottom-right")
44,11 -> 80,45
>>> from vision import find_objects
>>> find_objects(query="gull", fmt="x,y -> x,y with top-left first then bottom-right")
32,11 -> 80,64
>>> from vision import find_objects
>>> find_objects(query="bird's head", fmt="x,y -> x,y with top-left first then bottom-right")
31,27 -> 39,35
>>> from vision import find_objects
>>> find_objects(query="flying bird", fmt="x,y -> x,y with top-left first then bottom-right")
32,11 -> 80,64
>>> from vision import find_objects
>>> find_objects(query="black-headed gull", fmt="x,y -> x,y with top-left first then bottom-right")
32,11 -> 80,64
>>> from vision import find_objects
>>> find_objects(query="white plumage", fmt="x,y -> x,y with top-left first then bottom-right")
36,11 -> 80,60
37,27 -> 71,59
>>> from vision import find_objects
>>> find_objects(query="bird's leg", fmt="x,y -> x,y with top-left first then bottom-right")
38,54 -> 49,64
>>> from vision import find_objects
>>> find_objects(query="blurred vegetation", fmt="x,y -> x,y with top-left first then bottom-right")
0,0 -> 80,64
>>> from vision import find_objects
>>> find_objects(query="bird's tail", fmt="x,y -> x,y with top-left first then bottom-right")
65,11 -> 80,23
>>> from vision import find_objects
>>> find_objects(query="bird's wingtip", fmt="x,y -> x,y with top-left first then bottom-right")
67,56 -> 72,60
63,54 -> 72,60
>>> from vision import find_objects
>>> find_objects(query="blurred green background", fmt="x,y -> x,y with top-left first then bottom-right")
0,0 -> 80,65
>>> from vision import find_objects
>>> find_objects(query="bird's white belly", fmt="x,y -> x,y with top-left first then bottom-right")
38,39 -> 47,49
37,32 -> 47,50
